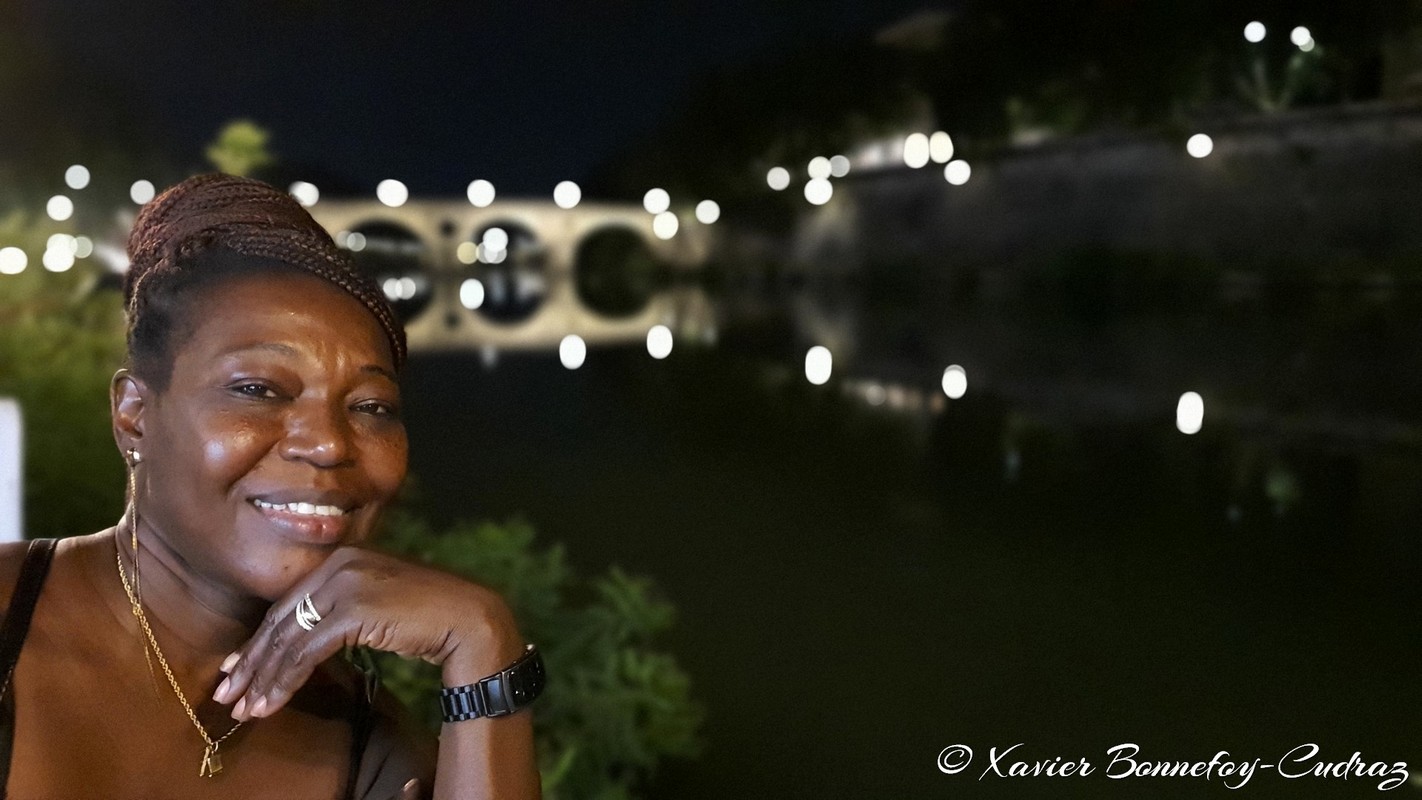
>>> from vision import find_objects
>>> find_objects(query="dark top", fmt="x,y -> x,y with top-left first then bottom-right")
0,539 -> 378,800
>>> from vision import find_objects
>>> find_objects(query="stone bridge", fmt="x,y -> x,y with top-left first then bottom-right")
307,200 -> 715,352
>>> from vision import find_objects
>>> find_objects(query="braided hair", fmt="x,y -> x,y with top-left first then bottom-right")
123,174 -> 406,390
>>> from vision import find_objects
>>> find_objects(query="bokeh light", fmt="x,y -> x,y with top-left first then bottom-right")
1187,133 -> 1214,158
459,278 -> 485,309
1290,26 -> 1312,47
0,248 -> 26,275
929,132 -> 954,164
376,179 -> 408,207
805,346 -> 833,385
1177,392 -> 1205,434
695,199 -> 720,224
46,195 -> 73,221
767,167 -> 791,191
653,211 -> 679,240
829,155 -> 851,177
647,325 -> 673,359
456,241 -> 478,264
559,334 -> 587,369
42,247 -> 74,272
64,165 -> 90,190
74,236 -> 94,259
1244,21 -> 1266,42
804,178 -> 833,205
903,133 -> 930,168
944,160 -> 972,185
130,180 -> 155,205
807,156 -> 831,180
941,365 -> 967,399
482,227 -> 509,251
467,179 -> 496,207
289,181 -> 319,207
346,232 -> 367,252
553,181 -> 581,209
643,188 -> 670,214
47,233 -> 76,254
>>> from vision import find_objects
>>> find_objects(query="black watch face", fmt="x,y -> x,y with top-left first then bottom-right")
510,653 -> 546,705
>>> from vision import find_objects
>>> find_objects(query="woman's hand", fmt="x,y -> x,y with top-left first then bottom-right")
212,546 -> 526,721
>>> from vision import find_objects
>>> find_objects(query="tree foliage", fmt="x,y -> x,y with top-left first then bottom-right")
375,513 -> 703,800
205,120 -> 276,178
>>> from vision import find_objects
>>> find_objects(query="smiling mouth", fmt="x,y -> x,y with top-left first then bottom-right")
250,498 -> 351,518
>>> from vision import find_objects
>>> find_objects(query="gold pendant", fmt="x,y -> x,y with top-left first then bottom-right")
199,745 -> 223,777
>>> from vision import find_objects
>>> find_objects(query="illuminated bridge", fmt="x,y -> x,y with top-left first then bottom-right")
306,200 -> 716,353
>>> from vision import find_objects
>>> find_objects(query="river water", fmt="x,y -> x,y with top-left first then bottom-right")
402,276 -> 1422,798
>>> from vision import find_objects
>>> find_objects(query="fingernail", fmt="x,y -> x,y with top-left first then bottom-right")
213,677 -> 231,703
219,652 -> 239,673
251,697 -> 268,718
233,697 -> 247,719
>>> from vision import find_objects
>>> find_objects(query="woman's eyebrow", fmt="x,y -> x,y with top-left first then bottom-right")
217,342 -> 299,358
360,364 -> 398,383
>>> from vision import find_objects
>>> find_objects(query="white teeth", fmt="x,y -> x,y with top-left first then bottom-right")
253,499 -> 348,517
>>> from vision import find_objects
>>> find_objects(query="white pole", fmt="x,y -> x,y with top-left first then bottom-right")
0,399 -> 21,542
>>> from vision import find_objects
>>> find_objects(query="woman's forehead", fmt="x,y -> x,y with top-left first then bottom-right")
175,272 -> 396,371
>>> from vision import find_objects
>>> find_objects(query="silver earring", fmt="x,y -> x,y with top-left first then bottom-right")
126,448 -> 142,466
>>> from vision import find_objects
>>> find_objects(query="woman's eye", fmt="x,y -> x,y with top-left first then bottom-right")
232,383 -> 279,399
354,400 -> 398,417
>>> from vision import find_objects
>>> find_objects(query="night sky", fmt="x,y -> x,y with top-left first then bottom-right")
25,0 -> 935,198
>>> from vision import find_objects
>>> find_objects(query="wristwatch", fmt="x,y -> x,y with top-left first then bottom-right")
439,643 -> 546,722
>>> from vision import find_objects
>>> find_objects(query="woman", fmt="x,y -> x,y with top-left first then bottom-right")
0,174 -> 542,799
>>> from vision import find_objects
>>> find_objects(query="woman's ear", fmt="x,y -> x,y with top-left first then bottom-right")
111,369 -> 149,457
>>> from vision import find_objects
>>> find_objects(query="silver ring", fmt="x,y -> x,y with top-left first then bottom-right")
295,593 -> 323,631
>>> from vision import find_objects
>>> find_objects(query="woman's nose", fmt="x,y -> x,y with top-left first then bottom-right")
279,399 -> 354,467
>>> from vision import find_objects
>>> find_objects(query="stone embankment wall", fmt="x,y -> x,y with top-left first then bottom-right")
800,104 -> 1422,278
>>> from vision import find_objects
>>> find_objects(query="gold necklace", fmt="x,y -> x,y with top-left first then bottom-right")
115,536 -> 244,777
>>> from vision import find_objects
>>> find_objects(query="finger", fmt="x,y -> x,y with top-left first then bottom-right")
399,778 -> 421,800
233,605 -> 357,720
214,553 -> 354,708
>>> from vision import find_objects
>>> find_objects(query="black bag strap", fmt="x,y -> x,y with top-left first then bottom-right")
0,539 -> 58,703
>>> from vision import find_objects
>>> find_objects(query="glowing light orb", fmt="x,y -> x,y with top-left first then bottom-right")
1290,26 -> 1311,47
130,180 -> 156,205
767,167 -> 790,191
559,334 -> 587,369
643,188 -> 670,214
652,211 -> 679,240
1177,392 -> 1204,434
553,181 -> 581,209
929,132 -> 954,164
646,325 -> 673,359
903,133 -> 930,168
805,346 -> 833,385
944,160 -> 972,185
289,181 -> 319,207
0,247 -> 26,275
695,199 -> 720,224
829,155 -> 850,177
482,227 -> 509,251
467,179 -> 495,207
456,241 -> 478,264
74,236 -> 93,258
1187,133 -> 1214,158
807,156 -> 831,180
1244,21 -> 1266,42
42,247 -> 74,272
376,179 -> 408,207
345,232 -> 367,252
46,195 -> 73,221
65,165 -> 90,190
459,278 -> 485,309
941,365 -> 967,399
804,178 -> 833,205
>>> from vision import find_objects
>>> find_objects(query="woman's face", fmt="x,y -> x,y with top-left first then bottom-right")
121,270 -> 407,602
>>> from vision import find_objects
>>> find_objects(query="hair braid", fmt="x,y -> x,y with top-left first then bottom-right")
123,174 -> 406,389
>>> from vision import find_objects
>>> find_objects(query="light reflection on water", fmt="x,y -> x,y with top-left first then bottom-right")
403,269 -> 1421,799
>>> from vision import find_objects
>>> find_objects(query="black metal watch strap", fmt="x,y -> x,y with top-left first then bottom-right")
439,643 -> 546,722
